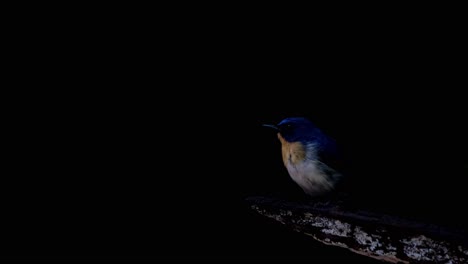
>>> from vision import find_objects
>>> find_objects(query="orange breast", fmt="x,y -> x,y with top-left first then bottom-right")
277,133 -> 306,165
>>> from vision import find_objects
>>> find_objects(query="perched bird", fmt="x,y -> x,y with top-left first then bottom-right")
263,117 -> 345,198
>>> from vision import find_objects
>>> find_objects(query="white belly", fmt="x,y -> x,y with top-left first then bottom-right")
284,159 -> 334,196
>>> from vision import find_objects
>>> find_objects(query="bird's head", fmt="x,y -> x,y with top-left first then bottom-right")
263,117 -> 320,143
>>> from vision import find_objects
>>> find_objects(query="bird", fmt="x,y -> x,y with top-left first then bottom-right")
263,117 -> 345,198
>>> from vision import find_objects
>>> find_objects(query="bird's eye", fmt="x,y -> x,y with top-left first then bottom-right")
281,124 -> 293,130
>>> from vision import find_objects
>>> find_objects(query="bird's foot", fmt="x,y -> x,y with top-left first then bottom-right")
305,193 -> 348,209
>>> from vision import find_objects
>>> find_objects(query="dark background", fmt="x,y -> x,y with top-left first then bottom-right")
3,7 -> 467,262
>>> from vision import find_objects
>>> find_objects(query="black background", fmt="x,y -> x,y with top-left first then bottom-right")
3,7 -> 467,262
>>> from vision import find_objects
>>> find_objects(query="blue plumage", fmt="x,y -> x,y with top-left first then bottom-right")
277,117 -> 338,156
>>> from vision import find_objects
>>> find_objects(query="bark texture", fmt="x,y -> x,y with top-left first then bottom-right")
246,196 -> 468,263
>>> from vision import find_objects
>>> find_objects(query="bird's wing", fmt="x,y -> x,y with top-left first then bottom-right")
317,138 -> 344,172
316,137 -> 350,186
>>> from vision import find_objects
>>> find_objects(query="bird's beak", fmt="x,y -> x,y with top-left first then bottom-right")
262,124 -> 279,131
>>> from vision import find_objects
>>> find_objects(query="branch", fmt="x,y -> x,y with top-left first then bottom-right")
246,196 -> 468,263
